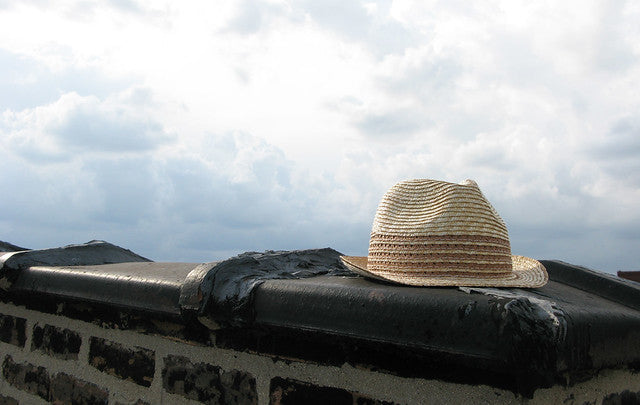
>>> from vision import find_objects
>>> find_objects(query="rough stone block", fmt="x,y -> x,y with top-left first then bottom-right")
114,400 -> 150,405
355,395 -> 396,405
2,355 -> 50,400
50,372 -> 109,405
88,337 -> 154,387
269,377 -> 396,405
602,389 -> 640,405
31,323 -> 82,360
162,354 -> 257,404
0,394 -> 19,405
269,377 -> 351,405
0,313 -> 26,347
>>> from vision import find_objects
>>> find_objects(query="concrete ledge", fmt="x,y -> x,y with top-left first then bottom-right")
1,242 -> 640,400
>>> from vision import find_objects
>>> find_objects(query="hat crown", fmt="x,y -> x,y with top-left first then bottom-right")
371,179 -> 509,239
367,179 -> 513,278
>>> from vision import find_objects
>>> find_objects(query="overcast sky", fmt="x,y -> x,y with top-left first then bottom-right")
1,1 -> 638,273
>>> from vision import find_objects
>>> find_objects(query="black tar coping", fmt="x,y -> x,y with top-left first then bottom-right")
0,241 -> 348,319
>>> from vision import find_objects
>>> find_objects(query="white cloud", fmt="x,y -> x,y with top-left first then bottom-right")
1,0 -> 639,272
0,88 -> 373,261
2,88 -> 174,161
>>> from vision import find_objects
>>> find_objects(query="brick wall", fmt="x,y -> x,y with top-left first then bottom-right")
0,303 -> 412,404
0,303 -> 638,404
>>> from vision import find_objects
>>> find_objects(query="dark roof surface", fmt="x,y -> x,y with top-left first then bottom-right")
619,271 -> 640,283
1,241 -> 640,396
0,240 -> 29,252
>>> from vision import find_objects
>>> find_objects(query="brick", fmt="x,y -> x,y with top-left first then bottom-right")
114,400 -> 150,405
269,377 -> 351,405
1,355 -> 110,404
2,355 -> 50,400
31,323 -> 82,360
50,372 -> 109,405
162,355 -> 257,405
354,395 -> 396,405
269,377 -> 396,405
602,390 -> 640,405
0,313 -> 26,347
0,394 -> 19,405
88,337 -> 154,387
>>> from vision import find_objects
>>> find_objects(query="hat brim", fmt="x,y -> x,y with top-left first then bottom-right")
340,255 -> 548,288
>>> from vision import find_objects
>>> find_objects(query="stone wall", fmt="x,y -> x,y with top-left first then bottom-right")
0,302 -> 638,404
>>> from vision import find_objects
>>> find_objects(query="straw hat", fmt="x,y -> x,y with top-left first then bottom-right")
341,179 -> 548,288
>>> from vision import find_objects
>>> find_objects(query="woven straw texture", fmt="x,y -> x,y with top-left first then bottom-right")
342,179 -> 548,288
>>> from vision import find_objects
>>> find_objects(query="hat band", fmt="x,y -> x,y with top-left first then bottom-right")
367,258 -> 513,276
369,234 -> 511,249
368,233 -> 513,275
372,268 -> 517,279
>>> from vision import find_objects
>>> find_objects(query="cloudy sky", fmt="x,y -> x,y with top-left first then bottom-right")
1,1 -> 638,273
